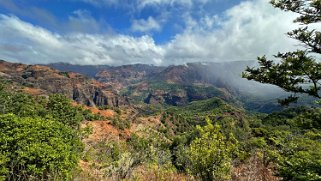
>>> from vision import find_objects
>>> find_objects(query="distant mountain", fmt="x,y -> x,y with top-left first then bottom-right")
48,61 -> 282,96
0,60 -> 128,107
45,61 -> 290,112
95,64 -> 166,88
3,59 -> 310,112
47,63 -> 165,78
48,61 -> 253,90
46,63 -> 112,77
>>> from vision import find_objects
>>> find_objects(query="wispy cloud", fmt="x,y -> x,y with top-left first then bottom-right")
0,0 -> 307,66
0,15 -> 164,65
131,16 -> 162,33
66,9 -> 105,33
0,0 -> 58,29
164,0 -> 299,64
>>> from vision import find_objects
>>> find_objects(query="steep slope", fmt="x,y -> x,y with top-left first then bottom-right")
95,64 -> 165,90
0,60 -> 128,107
46,61 -> 289,110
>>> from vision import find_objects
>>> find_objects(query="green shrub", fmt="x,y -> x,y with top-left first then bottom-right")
186,118 -> 239,181
0,114 -> 83,180
47,94 -> 83,127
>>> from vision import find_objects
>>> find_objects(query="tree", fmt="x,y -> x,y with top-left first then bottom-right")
0,114 -> 83,180
278,136 -> 321,180
186,118 -> 238,181
47,94 -> 83,128
243,0 -> 321,105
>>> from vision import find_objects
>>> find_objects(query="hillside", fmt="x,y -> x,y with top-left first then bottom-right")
0,60 -> 128,107
47,61 -> 296,113
1,60 -> 321,181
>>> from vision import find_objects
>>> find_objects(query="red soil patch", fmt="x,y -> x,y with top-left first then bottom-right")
84,121 -> 120,141
22,87 -> 43,96
89,107 -> 114,118
71,101 -> 79,107
123,128 -> 131,137
70,102 -> 114,119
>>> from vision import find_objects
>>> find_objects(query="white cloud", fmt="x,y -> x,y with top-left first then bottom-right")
79,0 -> 119,6
81,0 -> 194,8
137,0 -> 193,9
66,9 -> 102,33
131,16 -> 161,32
163,0 -> 300,64
79,0 -> 210,11
0,15 -> 164,65
0,0 -> 312,66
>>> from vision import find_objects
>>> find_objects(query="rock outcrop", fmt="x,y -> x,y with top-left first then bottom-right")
0,60 -> 128,107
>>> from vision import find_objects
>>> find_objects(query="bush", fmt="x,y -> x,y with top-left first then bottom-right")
47,94 -> 83,127
111,115 -> 131,130
0,114 -> 83,180
186,118 -> 239,181
277,137 -> 321,180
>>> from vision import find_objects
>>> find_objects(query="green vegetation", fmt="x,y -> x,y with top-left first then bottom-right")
121,81 -> 224,105
186,119 -> 238,180
162,97 -> 321,180
1,81 -> 321,180
81,128 -> 175,179
243,0 -> 321,106
242,1 -> 321,179
48,94 -> 83,127
0,80 -> 93,180
254,107 -> 321,180
111,115 -> 131,130
2,1 -> 321,179
162,97 -> 248,134
0,114 -> 83,180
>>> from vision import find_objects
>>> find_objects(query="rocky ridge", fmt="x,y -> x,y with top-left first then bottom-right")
0,60 -> 128,107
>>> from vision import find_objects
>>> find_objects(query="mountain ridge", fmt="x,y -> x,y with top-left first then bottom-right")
0,59 -> 299,113
0,60 -> 129,107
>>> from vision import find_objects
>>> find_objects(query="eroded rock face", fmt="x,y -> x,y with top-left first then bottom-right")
94,64 -> 165,91
0,60 -> 128,107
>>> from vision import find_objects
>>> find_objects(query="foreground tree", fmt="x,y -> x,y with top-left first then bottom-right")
47,94 -> 83,128
0,114 -> 83,180
243,0 -> 321,105
187,118 -> 238,181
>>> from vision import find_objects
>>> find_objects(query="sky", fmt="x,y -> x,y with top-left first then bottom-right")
0,0 -> 302,65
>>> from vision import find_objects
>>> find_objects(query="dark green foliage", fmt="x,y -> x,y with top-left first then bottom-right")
164,97 -> 247,134
128,130 -> 172,165
0,152 -> 8,181
252,106 -> 321,180
243,0 -> 321,105
47,94 -> 83,127
243,52 -> 321,105
0,114 -> 83,180
166,95 -> 321,180
187,120 -> 239,181
0,90 -> 44,117
58,72 -> 70,78
264,107 -> 321,130
0,80 -> 91,180
80,108 -> 103,121
111,115 -> 131,130
278,137 -> 321,180
121,81 -> 224,105
271,0 -> 321,24
167,98 -> 253,176
242,2 -> 321,178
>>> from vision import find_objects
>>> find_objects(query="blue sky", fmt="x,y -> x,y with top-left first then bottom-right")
0,0 -> 299,65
